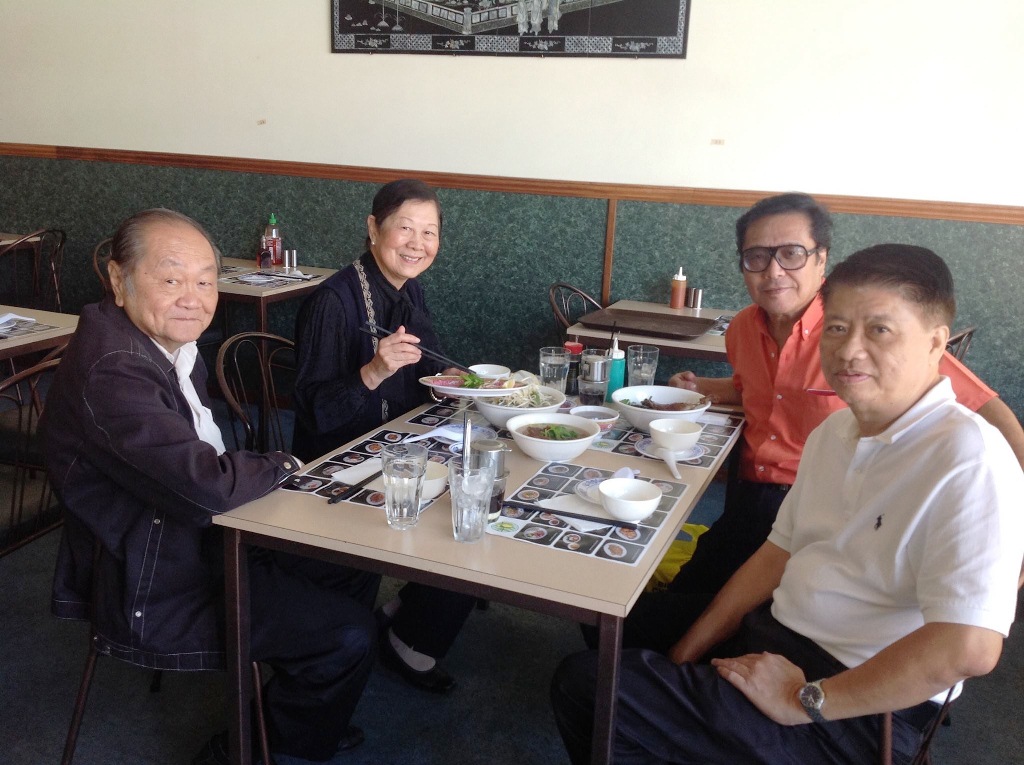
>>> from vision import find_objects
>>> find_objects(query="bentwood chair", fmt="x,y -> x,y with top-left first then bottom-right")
91,237 -> 113,295
945,326 -> 976,362
0,228 -> 67,312
216,332 -> 296,453
878,688 -> 955,765
548,282 -> 603,334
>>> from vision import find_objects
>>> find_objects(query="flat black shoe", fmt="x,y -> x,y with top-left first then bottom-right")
378,632 -> 456,694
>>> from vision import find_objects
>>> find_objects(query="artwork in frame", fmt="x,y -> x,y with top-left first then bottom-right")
331,0 -> 689,58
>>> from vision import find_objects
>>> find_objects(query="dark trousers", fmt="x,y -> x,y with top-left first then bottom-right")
391,582 -> 476,659
553,603 -> 936,765
248,550 -> 381,761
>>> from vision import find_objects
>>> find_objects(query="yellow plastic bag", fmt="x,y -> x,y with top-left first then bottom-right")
645,523 -> 709,592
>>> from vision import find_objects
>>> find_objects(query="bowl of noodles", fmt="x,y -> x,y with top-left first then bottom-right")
474,385 -> 567,430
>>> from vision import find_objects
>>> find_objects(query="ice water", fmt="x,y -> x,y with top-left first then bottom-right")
628,362 -> 657,387
539,358 -> 569,393
383,461 -> 425,529
450,461 -> 494,543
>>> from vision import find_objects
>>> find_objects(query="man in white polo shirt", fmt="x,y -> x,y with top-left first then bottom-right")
551,244 -> 1023,764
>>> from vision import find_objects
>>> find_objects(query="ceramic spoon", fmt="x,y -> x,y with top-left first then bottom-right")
657,447 -> 682,479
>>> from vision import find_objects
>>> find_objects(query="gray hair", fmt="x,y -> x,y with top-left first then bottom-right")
110,208 -> 222,290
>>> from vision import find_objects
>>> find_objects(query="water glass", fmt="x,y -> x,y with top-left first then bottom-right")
381,443 -> 428,530
449,458 -> 495,543
538,347 -> 570,393
627,345 -> 659,387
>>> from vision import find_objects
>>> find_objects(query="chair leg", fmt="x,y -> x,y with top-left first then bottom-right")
149,669 -> 163,693
252,661 -> 274,765
62,638 -> 100,765
878,711 -> 893,765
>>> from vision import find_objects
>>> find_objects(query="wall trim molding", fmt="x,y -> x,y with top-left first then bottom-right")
3,142 -> 1022,226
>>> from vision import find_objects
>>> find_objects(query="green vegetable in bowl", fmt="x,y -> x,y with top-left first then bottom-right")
460,372 -> 486,389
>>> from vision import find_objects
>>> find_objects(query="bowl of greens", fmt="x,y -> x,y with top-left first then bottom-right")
474,385 -> 567,429
505,413 -> 600,462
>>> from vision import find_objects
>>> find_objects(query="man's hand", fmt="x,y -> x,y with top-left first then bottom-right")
668,371 -> 701,392
360,325 -> 423,390
711,652 -> 811,726
667,373 -> 741,406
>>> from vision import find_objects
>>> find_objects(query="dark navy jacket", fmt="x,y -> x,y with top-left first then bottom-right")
43,300 -> 296,670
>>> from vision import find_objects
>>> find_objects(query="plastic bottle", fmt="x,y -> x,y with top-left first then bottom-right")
670,267 -> 687,309
263,213 -> 283,267
605,334 -> 626,402
563,340 -> 583,396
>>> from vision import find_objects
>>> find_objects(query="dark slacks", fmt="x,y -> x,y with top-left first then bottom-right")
248,550 -> 381,761
391,582 -> 476,659
553,604 -> 935,765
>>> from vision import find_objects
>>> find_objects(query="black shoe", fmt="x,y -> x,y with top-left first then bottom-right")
373,605 -> 395,632
378,631 -> 456,694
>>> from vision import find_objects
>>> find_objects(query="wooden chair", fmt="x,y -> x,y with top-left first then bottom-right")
91,237 -> 113,295
216,332 -> 296,453
0,355 -> 63,557
946,326 -> 976,362
0,228 -> 67,312
548,282 -> 602,333
878,688 -> 955,765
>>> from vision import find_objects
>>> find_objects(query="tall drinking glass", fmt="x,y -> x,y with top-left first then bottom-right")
538,347 -> 570,393
627,344 -> 659,387
381,443 -> 428,530
449,458 -> 495,543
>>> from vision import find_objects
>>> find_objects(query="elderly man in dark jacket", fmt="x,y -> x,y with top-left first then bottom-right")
43,209 -> 378,765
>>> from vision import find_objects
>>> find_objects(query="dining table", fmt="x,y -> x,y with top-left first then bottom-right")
0,304 -> 78,363
214,400 -> 744,765
567,300 -> 736,363
217,257 -> 337,334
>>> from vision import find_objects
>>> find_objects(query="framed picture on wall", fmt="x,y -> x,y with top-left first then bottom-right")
331,0 -> 689,58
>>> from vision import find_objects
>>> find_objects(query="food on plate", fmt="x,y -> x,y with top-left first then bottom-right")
517,424 -> 584,441
621,395 -> 711,411
425,374 -> 523,390
489,384 -> 561,408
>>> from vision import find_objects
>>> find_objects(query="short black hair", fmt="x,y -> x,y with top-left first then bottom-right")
735,193 -> 833,255
821,244 -> 956,327
366,179 -> 442,249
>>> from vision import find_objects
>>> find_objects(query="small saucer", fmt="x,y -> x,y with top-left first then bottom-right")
635,438 -> 706,463
574,477 -> 604,505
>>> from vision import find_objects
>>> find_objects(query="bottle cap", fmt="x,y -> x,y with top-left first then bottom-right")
563,341 -> 583,354
610,334 -> 624,359
674,267 -> 686,281
269,212 -> 278,225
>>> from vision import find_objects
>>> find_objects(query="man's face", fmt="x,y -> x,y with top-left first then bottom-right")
108,221 -> 219,354
741,211 -> 827,323
821,283 -> 948,436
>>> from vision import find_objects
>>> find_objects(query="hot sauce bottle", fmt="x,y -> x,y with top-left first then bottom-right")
670,267 -> 687,309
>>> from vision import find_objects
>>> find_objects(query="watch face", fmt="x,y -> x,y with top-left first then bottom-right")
800,682 -> 825,709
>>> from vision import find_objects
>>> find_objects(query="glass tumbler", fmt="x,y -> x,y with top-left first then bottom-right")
381,443 -> 428,530
449,458 -> 495,543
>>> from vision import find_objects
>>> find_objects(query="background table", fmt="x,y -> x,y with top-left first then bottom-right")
214,403 -> 742,765
0,305 -> 77,362
217,257 -> 337,333
568,300 -> 736,363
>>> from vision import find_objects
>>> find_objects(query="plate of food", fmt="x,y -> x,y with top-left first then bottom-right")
419,372 -> 528,399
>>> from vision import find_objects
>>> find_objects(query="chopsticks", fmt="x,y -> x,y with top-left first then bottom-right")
502,500 -> 639,530
358,323 -> 472,373
328,469 -> 383,504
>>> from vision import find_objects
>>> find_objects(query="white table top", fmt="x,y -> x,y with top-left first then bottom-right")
0,304 -> 78,361
215,404 -> 741,619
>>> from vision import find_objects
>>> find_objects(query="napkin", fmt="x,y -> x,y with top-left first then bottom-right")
328,458 -> 384,491
537,495 -> 620,533
0,312 -> 33,326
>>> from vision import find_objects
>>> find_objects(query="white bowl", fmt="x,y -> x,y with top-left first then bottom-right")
649,419 -> 703,453
421,460 -> 448,500
469,364 -> 511,380
473,386 -> 566,429
598,478 -> 662,522
506,413 -> 600,462
569,405 -> 620,432
611,385 -> 711,432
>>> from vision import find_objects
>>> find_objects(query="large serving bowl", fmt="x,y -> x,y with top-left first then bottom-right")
611,385 -> 711,432
505,413 -> 600,462
598,478 -> 662,522
474,386 -> 566,430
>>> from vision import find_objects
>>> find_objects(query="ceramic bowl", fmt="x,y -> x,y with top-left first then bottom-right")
505,413 -> 600,462
611,385 -> 710,432
473,386 -> 566,430
568,405 -> 620,432
649,419 -> 702,453
598,478 -> 662,522
421,460 -> 449,500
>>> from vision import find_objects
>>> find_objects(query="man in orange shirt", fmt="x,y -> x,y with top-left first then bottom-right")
613,193 -> 1024,651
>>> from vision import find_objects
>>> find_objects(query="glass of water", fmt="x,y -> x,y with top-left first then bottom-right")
449,457 -> 495,543
538,346 -> 570,393
381,443 -> 428,530
627,344 -> 659,387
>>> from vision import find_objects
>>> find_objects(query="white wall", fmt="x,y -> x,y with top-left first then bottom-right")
2,0 -> 1023,205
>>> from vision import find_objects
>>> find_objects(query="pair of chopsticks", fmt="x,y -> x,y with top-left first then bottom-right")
358,322 -> 472,373
328,469 -> 383,504
503,500 -> 639,530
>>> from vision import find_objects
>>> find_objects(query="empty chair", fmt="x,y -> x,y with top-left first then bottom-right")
91,237 -> 113,295
0,228 -> 67,312
946,326 -> 976,362
549,282 -> 602,333
216,332 -> 296,453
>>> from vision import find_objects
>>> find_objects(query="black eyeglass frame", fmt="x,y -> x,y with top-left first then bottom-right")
739,245 -> 823,273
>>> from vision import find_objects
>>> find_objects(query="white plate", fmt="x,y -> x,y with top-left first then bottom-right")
419,375 -> 527,399
574,477 -> 604,505
634,438 -> 706,463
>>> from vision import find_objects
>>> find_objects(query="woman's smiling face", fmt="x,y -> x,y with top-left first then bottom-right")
367,199 -> 441,289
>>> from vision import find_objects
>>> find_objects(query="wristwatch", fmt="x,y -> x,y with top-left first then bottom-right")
798,680 -> 827,723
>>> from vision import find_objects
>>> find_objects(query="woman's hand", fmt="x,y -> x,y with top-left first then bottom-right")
360,325 -> 423,390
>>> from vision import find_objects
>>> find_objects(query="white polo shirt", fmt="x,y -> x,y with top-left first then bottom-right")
769,378 -> 1023,701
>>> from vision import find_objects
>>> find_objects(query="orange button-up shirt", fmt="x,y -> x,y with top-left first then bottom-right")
727,295 -> 995,485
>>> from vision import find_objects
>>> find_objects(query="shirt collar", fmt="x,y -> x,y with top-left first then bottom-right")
843,377 -> 956,445
755,292 -> 824,343
150,339 -> 199,379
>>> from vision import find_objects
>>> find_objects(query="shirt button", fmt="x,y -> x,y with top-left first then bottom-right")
770,434 -> 777,441
153,518 -> 161,524
776,394 -> 783,400
283,462 -> 294,469
769,352 -> 775,358
757,465 -> 765,472
135,611 -> 142,617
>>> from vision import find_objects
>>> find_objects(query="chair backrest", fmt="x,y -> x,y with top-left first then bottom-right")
215,332 -> 296,453
0,228 -> 67,312
0,356 -> 63,557
549,282 -> 603,332
946,326 -> 976,362
92,237 -> 113,295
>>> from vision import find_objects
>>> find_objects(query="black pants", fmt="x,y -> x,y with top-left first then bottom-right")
391,583 -> 476,659
553,603 -> 936,765
248,550 -> 380,761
